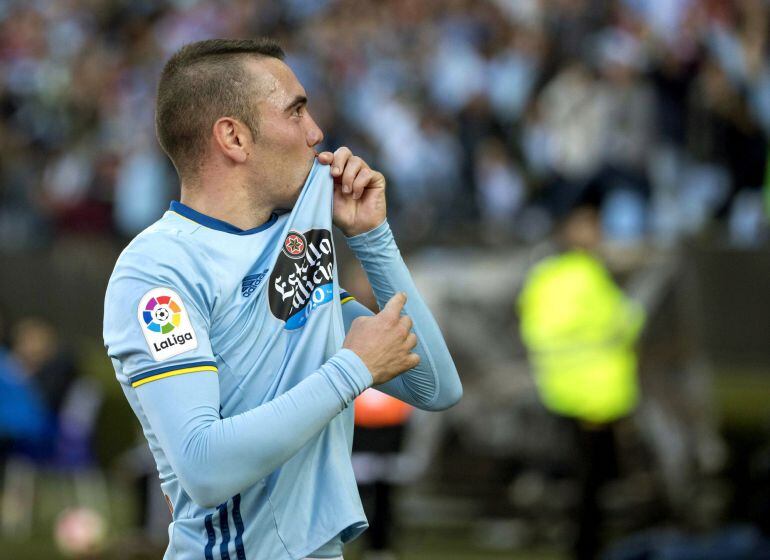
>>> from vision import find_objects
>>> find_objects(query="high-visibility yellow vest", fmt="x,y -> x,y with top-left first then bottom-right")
518,251 -> 644,423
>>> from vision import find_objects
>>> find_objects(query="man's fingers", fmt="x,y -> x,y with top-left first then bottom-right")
405,332 -> 418,350
342,157 -> 363,195
326,147 -> 383,200
352,168 -> 372,199
382,292 -> 407,318
406,353 -> 421,369
332,146 -> 352,177
316,151 -> 334,165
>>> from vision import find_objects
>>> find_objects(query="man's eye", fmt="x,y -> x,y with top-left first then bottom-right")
292,106 -> 304,117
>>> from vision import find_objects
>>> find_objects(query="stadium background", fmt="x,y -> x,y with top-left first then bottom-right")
1,0 -> 769,558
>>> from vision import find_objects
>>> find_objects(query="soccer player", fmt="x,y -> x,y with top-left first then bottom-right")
103,38 -> 462,560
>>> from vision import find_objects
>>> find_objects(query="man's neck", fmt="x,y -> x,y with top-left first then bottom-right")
179,180 -> 273,231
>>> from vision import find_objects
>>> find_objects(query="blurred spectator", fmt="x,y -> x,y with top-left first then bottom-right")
3,318 -> 104,538
11,318 -> 77,422
517,206 -> 645,560
485,24 -> 545,124
474,136 -> 526,241
595,27 -> 653,215
113,147 -> 173,238
0,314 -> 48,461
5,317 -> 82,468
530,60 -> 609,218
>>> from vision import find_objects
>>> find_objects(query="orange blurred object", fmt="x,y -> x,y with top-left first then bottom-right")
354,388 -> 412,428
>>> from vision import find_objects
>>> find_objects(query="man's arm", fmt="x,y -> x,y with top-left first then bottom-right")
316,146 -> 462,411
134,349 -> 369,508
127,291 -> 418,508
343,220 -> 463,411
105,238 -> 418,509
133,292 -> 420,508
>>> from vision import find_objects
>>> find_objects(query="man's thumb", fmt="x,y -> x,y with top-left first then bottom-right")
382,292 -> 407,316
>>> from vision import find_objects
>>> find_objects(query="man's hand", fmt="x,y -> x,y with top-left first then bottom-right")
342,292 -> 420,385
316,147 -> 387,237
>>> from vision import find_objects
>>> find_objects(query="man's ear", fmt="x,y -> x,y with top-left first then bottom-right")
212,117 -> 251,164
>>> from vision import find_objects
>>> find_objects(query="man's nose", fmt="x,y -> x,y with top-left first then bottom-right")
306,120 -> 324,147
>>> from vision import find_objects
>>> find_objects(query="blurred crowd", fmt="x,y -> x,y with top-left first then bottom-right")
1,0 -> 769,253
2,2 -> 770,558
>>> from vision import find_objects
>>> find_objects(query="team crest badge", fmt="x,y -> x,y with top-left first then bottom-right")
282,231 -> 306,259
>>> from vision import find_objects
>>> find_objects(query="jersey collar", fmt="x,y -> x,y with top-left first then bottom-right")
169,201 -> 279,235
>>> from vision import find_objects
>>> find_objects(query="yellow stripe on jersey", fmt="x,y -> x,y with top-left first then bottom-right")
340,296 -> 356,305
131,365 -> 218,388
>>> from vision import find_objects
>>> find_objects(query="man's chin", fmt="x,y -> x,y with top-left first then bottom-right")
276,157 -> 315,211
304,152 -> 317,176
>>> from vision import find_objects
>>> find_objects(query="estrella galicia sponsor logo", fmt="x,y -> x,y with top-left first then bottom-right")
241,269 -> 269,298
269,229 -> 334,330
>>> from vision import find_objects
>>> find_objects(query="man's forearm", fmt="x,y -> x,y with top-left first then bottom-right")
346,220 -> 462,410
136,349 -> 371,508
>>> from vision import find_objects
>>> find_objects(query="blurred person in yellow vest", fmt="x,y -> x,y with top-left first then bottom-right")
518,208 -> 644,424
517,205 -> 645,560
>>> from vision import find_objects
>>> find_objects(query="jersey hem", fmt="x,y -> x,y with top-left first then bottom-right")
292,515 -> 367,560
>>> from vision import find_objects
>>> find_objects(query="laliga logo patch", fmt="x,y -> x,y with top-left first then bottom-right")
269,229 -> 334,330
137,287 -> 198,361
142,294 -> 181,334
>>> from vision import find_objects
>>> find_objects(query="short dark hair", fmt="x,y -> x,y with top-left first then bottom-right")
155,38 -> 285,178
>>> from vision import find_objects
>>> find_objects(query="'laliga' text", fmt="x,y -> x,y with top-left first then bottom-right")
153,332 -> 193,352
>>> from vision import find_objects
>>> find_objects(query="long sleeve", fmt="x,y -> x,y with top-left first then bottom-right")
345,220 -> 462,410
134,349 -> 371,508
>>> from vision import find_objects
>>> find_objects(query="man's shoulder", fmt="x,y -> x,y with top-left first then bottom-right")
109,213 -> 204,284
104,214 -> 216,327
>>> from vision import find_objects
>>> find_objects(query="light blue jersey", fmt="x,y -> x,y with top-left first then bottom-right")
104,160 -> 462,559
